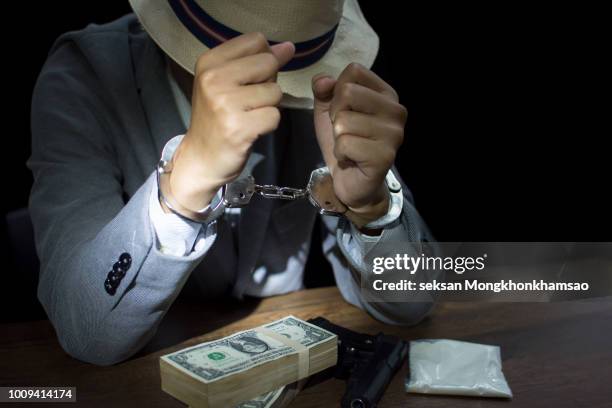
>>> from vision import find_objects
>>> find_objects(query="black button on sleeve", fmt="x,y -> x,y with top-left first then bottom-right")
112,262 -> 126,277
105,253 -> 132,295
108,270 -> 121,284
104,278 -> 116,295
119,253 -> 132,268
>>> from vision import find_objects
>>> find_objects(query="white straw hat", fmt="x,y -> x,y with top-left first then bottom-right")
128,0 -> 379,109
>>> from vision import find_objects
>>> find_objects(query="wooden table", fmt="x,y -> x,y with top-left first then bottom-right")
1,287 -> 611,407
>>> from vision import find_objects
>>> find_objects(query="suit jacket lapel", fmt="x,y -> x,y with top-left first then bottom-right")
133,36 -> 186,156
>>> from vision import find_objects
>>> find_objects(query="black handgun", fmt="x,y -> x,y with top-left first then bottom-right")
308,317 -> 408,408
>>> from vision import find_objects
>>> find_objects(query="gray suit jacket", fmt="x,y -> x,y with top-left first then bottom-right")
28,15 -> 435,365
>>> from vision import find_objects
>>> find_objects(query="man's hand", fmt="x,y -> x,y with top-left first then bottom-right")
312,63 -> 407,228
168,33 -> 295,211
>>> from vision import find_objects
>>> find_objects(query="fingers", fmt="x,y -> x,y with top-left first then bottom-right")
226,83 -> 283,111
195,32 -> 269,73
270,42 -> 296,69
334,134 -> 397,173
195,33 -> 295,84
244,106 -> 281,139
185,33 -> 290,192
335,63 -> 398,101
312,74 -> 339,170
201,43 -> 295,88
330,83 -> 408,122
206,52 -> 281,87
312,74 -> 337,103
332,110 -> 404,147
265,42 -> 296,83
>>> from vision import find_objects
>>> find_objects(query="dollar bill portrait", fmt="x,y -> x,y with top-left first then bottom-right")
229,336 -> 270,355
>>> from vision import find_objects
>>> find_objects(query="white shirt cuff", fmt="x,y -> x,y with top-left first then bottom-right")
149,134 -> 221,257
149,183 -> 203,256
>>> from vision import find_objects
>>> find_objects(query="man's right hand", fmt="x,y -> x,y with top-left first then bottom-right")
166,32 -> 295,212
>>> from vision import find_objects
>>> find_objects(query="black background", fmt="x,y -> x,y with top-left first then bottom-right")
1,2 -> 609,321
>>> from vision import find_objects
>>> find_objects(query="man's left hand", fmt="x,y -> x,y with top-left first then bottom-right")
312,63 -> 407,228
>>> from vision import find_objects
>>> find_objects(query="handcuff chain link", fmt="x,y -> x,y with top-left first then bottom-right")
254,184 -> 308,200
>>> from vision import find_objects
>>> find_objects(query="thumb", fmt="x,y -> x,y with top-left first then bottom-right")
311,73 -> 336,113
270,42 -> 296,70
311,73 -> 338,170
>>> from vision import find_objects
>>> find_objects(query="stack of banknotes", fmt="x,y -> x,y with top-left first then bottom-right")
160,315 -> 338,408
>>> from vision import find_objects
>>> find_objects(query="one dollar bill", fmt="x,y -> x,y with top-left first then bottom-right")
235,386 -> 284,408
163,316 -> 334,383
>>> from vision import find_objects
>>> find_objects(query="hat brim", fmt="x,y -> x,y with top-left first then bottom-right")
128,0 -> 379,109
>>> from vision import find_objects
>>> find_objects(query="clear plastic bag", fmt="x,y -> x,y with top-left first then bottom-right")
405,339 -> 512,398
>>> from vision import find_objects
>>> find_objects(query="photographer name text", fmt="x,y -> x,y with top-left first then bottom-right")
372,279 -> 589,292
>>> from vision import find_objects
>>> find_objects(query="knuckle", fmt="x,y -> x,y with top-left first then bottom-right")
391,126 -> 405,146
236,141 -> 252,156
194,53 -> 208,73
235,134 -> 252,151
346,62 -> 363,75
268,107 -> 281,125
390,88 -> 400,102
249,32 -> 268,47
270,83 -> 283,102
262,52 -> 276,66
339,82 -> 356,101
210,93 -> 231,112
197,79 -> 213,100
200,69 -> 219,87
397,103 -> 409,122
333,122 -> 344,137
333,111 -> 349,136
333,142 -> 342,159
222,116 -> 243,141
335,134 -> 351,153
382,148 -> 397,166
333,141 -> 347,160
262,53 -> 280,71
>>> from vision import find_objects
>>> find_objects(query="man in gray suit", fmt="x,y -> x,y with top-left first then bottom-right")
28,0 -> 436,365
